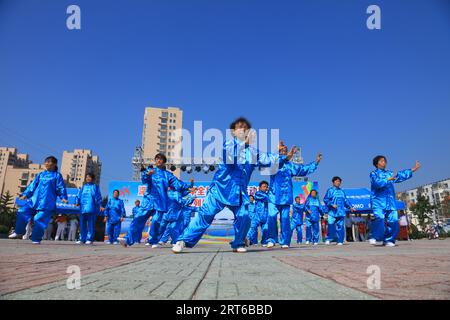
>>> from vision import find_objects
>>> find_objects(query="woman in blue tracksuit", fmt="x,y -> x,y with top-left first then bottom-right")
323,176 -> 356,245
103,190 -> 126,244
246,182 -> 270,246
75,173 -> 102,245
290,197 -> 305,244
266,144 -> 321,249
119,153 -> 194,248
304,190 -> 324,245
370,156 -> 421,247
173,117 -> 291,254
156,189 -> 196,245
9,156 -> 68,244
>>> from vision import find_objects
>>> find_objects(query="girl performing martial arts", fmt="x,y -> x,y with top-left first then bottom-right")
369,156 -> 421,247
304,190 -> 324,245
246,181 -> 270,246
173,117 -> 295,253
75,173 -> 102,245
9,156 -> 68,244
118,153 -> 194,248
102,190 -> 126,244
323,176 -> 356,245
290,196 -> 305,244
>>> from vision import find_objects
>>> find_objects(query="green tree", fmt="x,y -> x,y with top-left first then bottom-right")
0,191 -> 17,230
410,194 -> 435,230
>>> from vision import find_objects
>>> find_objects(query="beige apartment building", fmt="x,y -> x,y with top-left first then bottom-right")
60,149 -> 101,188
0,147 -> 46,200
139,106 -> 183,178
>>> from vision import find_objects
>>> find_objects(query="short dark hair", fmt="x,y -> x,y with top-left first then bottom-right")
230,117 -> 252,130
45,156 -> 58,164
249,195 -> 254,199
259,180 -> 269,187
86,172 -> 96,181
135,199 -> 140,203
310,189 -> 317,195
295,196 -> 300,201
332,176 -> 342,183
113,189 -> 120,195
155,153 -> 167,164
373,155 -> 386,168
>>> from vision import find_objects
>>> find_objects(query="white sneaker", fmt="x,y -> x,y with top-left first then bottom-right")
337,243 -> 343,246
76,241 -> 82,245
118,238 -> 128,247
305,241 -> 310,245
145,242 -> 151,246
369,239 -> 376,245
325,240 -> 330,245
233,247 -> 247,253
313,243 -> 318,246
85,241 -> 92,245
385,242 -> 396,247
22,235 -> 29,240
369,239 -> 384,246
281,245 -> 289,249
55,237 -> 59,241
32,241 -> 40,244
158,241 -> 164,246
172,241 -> 185,253
8,232 -> 21,239
262,244 -> 267,247
113,241 -> 119,245
151,244 -> 158,249
267,242 -> 275,248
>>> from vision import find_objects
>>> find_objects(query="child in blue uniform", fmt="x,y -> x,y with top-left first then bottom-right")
103,190 -> 126,244
370,156 -> 420,247
246,181 -> 270,246
173,118 -> 292,253
323,176 -> 356,246
304,190 -> 324,245
119,153 -> 194,248
9,156 -> 68,244
290,196 -> 305,244
75,173 -> 102,245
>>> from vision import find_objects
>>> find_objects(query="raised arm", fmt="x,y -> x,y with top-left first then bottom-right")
394,169 -> 413,183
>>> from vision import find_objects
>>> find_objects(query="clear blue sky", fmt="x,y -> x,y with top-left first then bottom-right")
0,0 -> 449,196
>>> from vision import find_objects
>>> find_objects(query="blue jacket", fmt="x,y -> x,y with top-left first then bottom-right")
247,202 -> 256,219
105,197 -> 126,224
253,191 -> 269,222
305,196 -> 324,222
132,206 -> 140,217
370,168 -> 412,211
323,186 -> 352,218
208,138 -> 281,206
141,167 -> 193,212
165,190 -> 194,221
291,203 -> 305,225
21,169 -> 68,211
269,161 -> 318,205
75,183 -> 102,214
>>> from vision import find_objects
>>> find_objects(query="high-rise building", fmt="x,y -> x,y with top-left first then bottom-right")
60,149 -> 101,188
3,163 -> 45,198
0,147 -> 32,196
134,106 -> 183,179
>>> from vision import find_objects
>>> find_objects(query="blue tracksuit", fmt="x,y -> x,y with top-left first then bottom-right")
290,203 -> 305,244
125,167 -> 192,246
178,138 -> 281,249
15,169 -> 68,243
247,191 -> 269,245
323,186 -> 353,244
161,195 -> 197,243
75,183 -> 102,243
104,197 -> 126,243
158,191 -> 195,244
304,196 -> 324,244
267,160 -> 318,246
370,168 -> 413,243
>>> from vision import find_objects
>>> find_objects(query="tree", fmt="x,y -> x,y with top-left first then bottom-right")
410,194 -> 435,230
0,191 -> 17,229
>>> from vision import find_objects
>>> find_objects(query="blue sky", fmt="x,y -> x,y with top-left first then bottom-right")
0,0 -> 449,196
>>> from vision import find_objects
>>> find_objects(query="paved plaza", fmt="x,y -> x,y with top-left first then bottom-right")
1,238 -> 449,300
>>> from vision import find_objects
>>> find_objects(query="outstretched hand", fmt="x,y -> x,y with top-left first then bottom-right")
388,172 -> 398,181
316,153 -> 322,164
412,160 -> 421,172
147,169 -> 155,176
286,146 -> 297,161
19,195 -> 27,200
